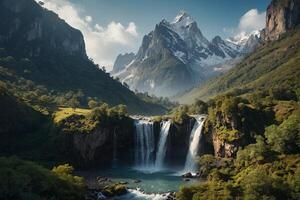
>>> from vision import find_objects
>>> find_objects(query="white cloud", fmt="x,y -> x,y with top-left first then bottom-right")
85,15 -> 92,23
238,9 -> 265,33
224,9 -> 265,40
36,0 -> 139,71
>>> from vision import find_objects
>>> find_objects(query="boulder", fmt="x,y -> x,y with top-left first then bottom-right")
182,172 -> 193,178
133,179 -> 141,183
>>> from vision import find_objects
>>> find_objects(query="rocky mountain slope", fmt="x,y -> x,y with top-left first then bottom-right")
0,0 -> 166,114
111,53 -> 135,75
178,0 -> 300,104
112,12 -> 260,97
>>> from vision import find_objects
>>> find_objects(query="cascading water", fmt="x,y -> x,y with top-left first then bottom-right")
183,115 -> 206,173
154,120 -> 171,170
134,119 -> 155,169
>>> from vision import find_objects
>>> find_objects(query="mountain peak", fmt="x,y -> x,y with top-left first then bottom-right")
227,30 -> 260,46
172,10 -> 194,26
159,19 -> 170,26
212,36 -> 224,43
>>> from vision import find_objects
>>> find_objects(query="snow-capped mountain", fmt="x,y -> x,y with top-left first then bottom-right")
226,30 -> 261,53
112,11 -> 260,97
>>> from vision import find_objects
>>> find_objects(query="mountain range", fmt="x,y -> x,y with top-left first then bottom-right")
112,11 -> 260,97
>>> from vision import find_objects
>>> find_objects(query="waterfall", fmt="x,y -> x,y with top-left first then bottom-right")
134,119 -> 155,169
183,115 -> 206,173
154,120 -> 171,169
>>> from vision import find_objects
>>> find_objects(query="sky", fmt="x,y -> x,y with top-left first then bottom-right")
37,0 -> 271,71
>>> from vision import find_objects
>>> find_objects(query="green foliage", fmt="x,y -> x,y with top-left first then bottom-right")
268,87 -> 297,101
237,166 -> 284,200
69,97 -> 80,110
234,154 -> 300,200
89,104 -> 128,121
59,114 -> 98,134
170,100 -> 208,124
235,136 -> 273,169
87,99 -> 99,109
135,91 -> 178,110
102,183 -> 127,197
171,105 -> 189,124
198,155 -> 217,178
217,126 -> 240,142
53,107 -> 91,123
179,154 -> 300,200
265,111 -> 300,154
52,164 -> 85,189
188,99 -> 208,114
204,95 -> 249,143
0,87 -> 44,135
179,110 -> 300,200
59,103 -> 130,133
177,180 -> 234,200
0,157 -> 85,200
0,53 -> 166,115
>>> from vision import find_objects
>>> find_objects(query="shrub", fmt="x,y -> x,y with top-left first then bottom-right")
0,157 -> 85,200
265,111 -> 300,154
235,136 -> 273,169
87,99 -> 98,109
198,155 -> 217,177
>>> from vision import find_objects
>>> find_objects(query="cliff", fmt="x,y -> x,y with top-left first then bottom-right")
58,115 -> 134,168
56,115 -> 209,168
0,0 -> 87,58
165,118 -> 195,166
202,96 -> 275,158
263,0 -> 300,41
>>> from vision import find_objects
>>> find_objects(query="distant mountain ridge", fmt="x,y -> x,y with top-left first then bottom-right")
112,11 -> 260,97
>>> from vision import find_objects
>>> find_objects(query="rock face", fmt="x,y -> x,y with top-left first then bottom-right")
263,0 -> 300,41
211,111 -> 241,158
0,0 -> 87,58
211,130 -> 239,158
58,115 -> 213,168
164,118 -> 195,166
60,119 -> 135,168
241,33 -> 261,54
203,103 -> 273,158
111,53 -> 135,74
57,111 -> 268,167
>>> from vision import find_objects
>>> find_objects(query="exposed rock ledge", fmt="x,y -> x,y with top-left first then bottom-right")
262,0 -> 300,41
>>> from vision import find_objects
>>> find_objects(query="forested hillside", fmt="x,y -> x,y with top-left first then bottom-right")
178,28 -> 300,103
0,0 -> 166,115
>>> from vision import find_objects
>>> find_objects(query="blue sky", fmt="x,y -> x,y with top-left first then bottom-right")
71,0 -> 270,39
39,0 -> 271,70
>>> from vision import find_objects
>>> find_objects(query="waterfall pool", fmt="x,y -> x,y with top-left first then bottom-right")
78,116 -> 206,199
78,166 -> 199,200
